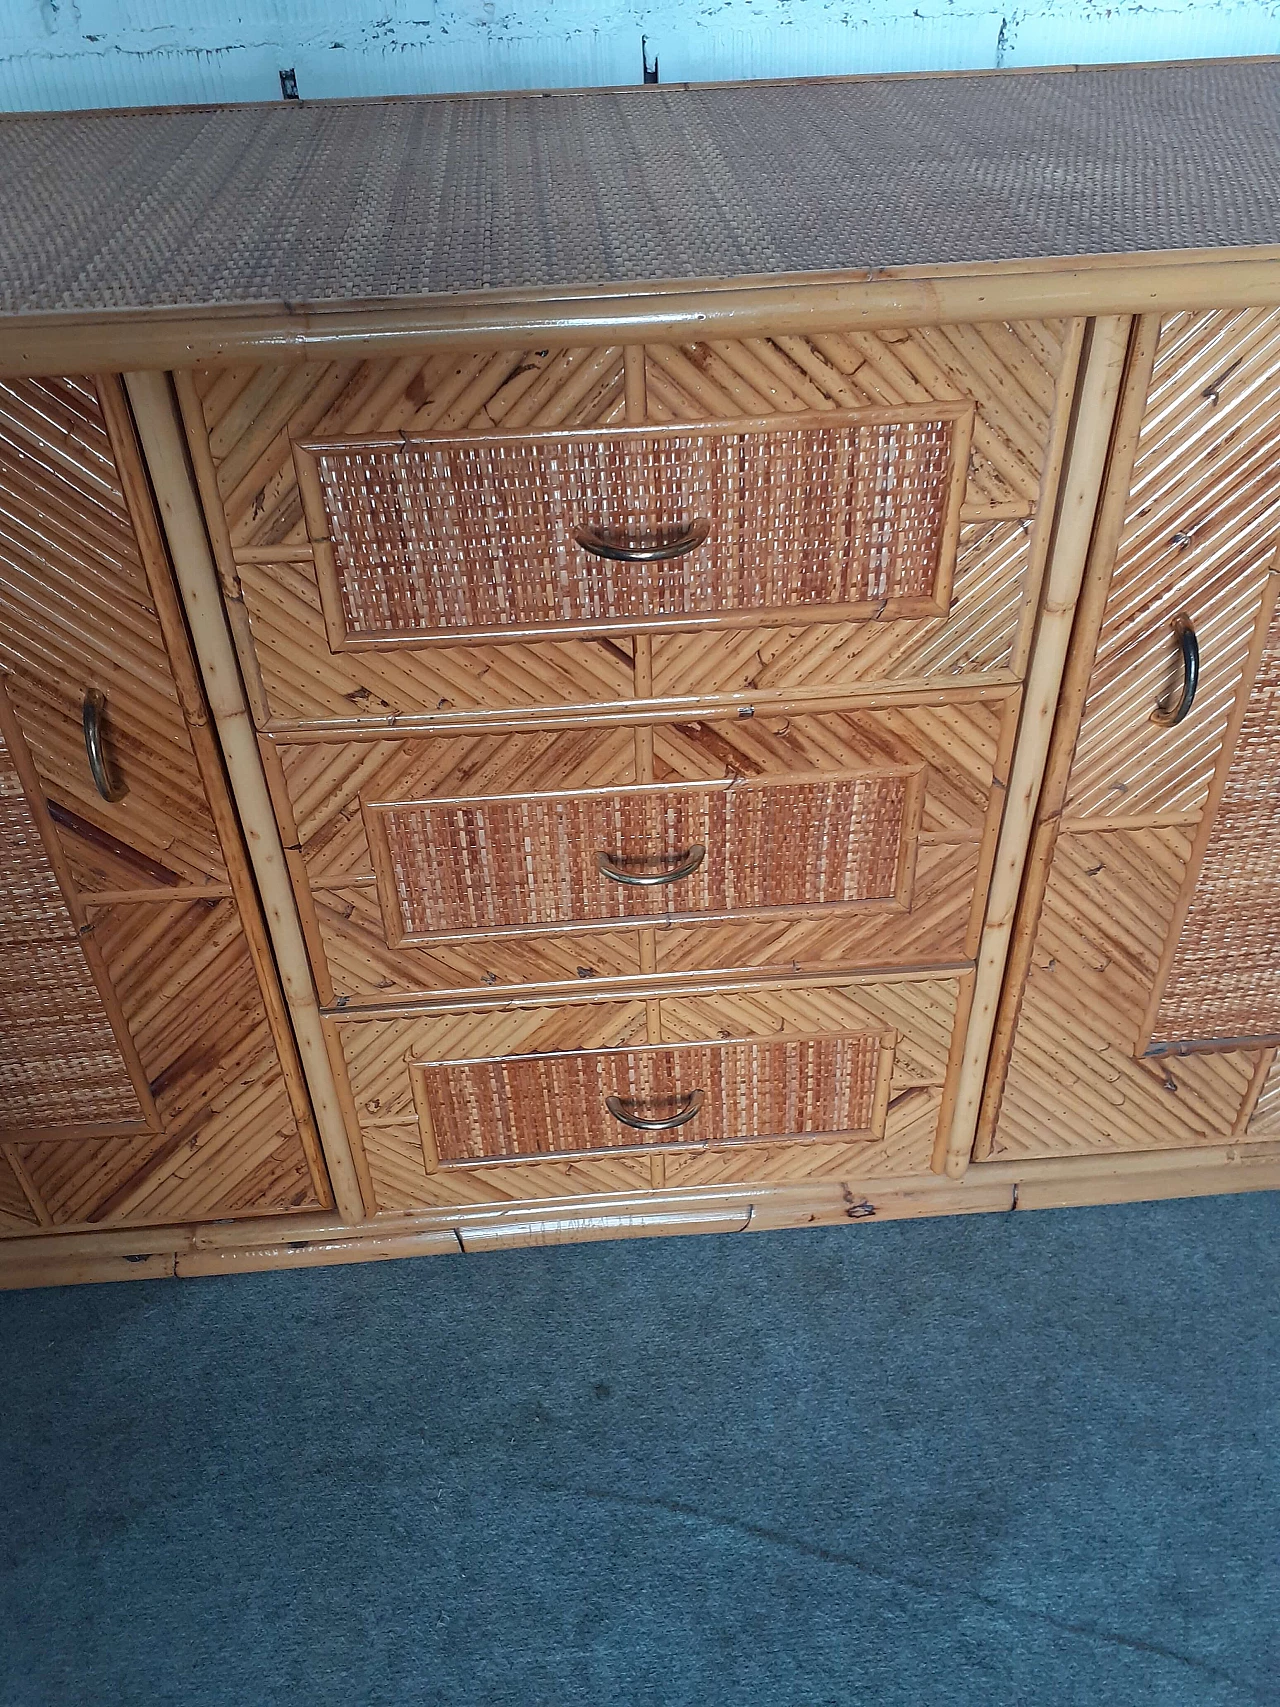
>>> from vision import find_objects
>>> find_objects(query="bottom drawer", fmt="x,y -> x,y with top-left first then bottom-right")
411,1032 -> 894,1167
329,974 -> 972,1212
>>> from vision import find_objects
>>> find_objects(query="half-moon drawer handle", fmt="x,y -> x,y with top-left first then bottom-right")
605,1088 -> 704,1131
82,689 -> 128,802
1151,612 -> 1199,728
575,519 -> 711,562
597,845 -> 706,887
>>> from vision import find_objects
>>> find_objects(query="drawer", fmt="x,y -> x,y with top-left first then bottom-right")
410,1031 -> 894,1167
197,325 -> 1082,728
328,972 -> 972,1211
277,701 -> 1012,1003
364,769 -> 922,942
294,407 -> 972,645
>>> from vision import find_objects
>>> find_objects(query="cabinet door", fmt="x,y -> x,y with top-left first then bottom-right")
981,308 -> 1280,1163
0,376 -> 329,1232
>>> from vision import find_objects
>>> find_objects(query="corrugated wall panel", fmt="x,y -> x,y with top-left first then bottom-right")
0,1 -> 1276,113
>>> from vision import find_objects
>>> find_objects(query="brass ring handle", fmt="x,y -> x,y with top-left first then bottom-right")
1151,613 -> 1200,728
597,845 -> 706,887
574,519 -> 711,562
82,690 -> 128,803
605,1089 -> 704,1131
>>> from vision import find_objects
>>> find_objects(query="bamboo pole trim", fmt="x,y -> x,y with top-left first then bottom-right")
122,370 -> 369,1225
7,254 -> 1280,378
5,1136 -> 1280,1287
939,315 -> 1135,1178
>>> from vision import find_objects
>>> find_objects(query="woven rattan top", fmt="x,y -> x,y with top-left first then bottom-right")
3,58 -> 1280,317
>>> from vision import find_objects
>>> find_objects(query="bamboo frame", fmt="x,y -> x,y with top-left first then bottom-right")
4,1135 -> 1280,1288
6,249 -> 1280,380
94,374 -> 333,1209
937,315 -> 1134,1177
972,316 -> 1164,1159
260,675 -> 1019,743
320,957 -> 973,1021
293,403 -> 973,648
121,370 -> 369,1224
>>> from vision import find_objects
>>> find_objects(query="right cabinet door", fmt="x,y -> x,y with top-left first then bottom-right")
981,308 -> 1280,1162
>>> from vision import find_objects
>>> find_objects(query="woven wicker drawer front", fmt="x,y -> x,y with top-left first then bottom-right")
409,1031 -> 892,1165
0,718 -> 144,1134
297,406 -> 972,644
364,770 -> 920,943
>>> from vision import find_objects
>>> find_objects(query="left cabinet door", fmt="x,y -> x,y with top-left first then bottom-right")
0,375 -> 331,1232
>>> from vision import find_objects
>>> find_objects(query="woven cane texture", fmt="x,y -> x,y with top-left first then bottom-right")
306,413 -> 962,641
368,772 -> 912,940
342,977 -> 959,1207
0,727 -> 142,1131
5,62 -> 1280,317
413,1032 -> 886,1164
0,1150 -> 36,1225
1152,606 -> 1280,1044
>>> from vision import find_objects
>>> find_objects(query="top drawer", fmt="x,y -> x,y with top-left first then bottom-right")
295,407 -> 972,646
189,327 -> 1081,725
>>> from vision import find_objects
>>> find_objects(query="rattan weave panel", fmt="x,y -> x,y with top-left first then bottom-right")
0,728 -> 143,1131
367,772 -> 915,940
411,1032 -> 888,1164
302,413 -> 965,641
5,62 -> 1280,316
1152,606 -> 1280,1045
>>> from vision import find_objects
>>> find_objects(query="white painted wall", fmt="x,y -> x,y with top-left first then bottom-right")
1,0 -> 1276,111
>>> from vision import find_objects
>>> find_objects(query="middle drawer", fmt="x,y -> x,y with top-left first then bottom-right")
272,702 -> 1012,1004
364,769 -> 921,941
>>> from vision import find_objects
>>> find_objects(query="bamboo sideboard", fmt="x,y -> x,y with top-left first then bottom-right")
4,59 -> 1280,1286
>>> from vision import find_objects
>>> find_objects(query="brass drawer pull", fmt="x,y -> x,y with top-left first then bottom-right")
574,518 -> 711,562
82,689 -> 127,802
605,1088 -> 704,1131
597,845 -> 706,887
1151,612 -> 1199,728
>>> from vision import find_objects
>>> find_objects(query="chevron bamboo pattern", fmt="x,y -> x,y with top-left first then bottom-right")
283,698 -> 1009,1003
0,896 -> 325,1230
1065,308 -> 1280,821
0,1150 -> 38,1228
1246,1052 -> 1280,1137
981,308 -> 1280,1165
335,975 -> 964,1211
0,377 -> 228,887
0,374 -> 327,1233
986,827 -> 1265,1160
186,323 -> 1078,727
